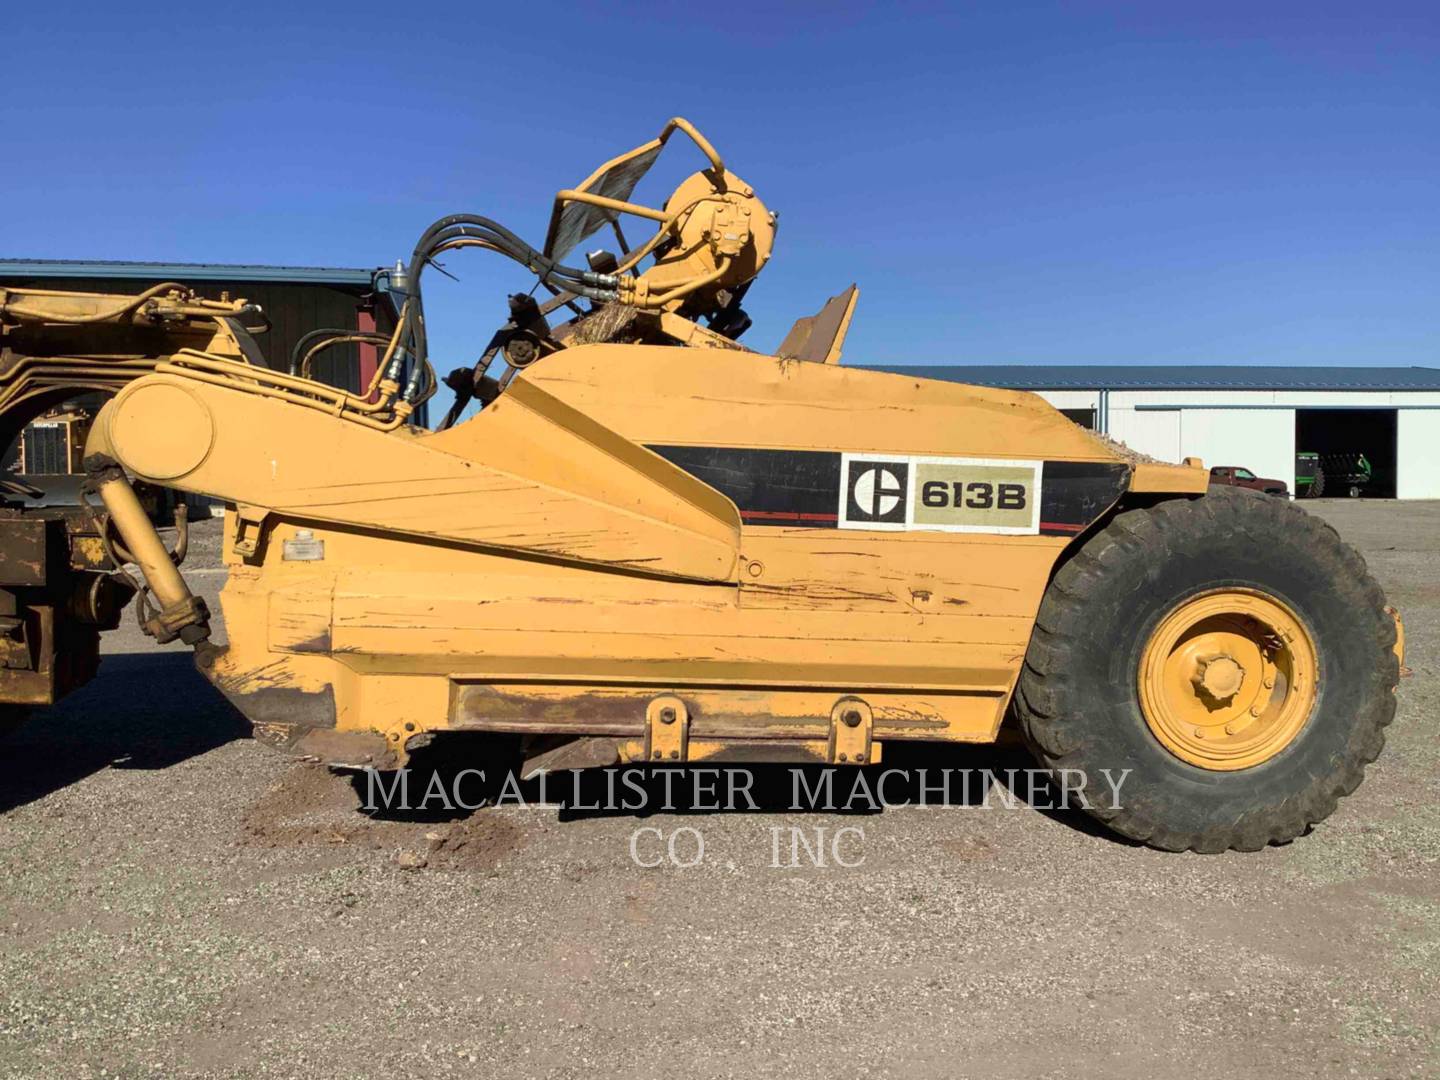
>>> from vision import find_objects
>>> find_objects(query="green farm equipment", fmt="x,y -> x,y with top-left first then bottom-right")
1296,452 -> 1372,499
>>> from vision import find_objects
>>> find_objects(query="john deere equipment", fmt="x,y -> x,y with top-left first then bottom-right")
1296,451 -> 1373,499
0,119 -> 1402,852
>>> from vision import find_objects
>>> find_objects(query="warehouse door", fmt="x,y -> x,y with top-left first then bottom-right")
1294,409 -> 1397,499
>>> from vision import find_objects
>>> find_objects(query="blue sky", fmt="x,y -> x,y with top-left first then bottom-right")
6,1 -> 1437,369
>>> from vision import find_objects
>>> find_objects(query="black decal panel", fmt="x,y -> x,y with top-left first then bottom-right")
1038,462 -> 1131,535
649,446 -> 841,526
649,446 -> 1130,537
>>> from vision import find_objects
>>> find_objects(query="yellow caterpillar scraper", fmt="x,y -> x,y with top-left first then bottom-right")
0,119 -> 1402,852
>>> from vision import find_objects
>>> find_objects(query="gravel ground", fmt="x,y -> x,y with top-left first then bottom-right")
0,501 -> 1435,1079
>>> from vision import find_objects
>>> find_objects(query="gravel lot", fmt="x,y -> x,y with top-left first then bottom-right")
1,501 -> 1435,1079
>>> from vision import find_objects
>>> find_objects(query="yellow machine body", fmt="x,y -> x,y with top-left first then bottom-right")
3,116 -> 1207,771
2,117 -> 1404,855
84,342 -> 1205,770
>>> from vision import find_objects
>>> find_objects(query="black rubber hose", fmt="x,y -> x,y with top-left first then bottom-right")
417,216 -> 614,287
289,327 -> 358,374
394,212 -> 623,368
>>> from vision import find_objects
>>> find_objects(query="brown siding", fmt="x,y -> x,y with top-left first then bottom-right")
0,276 -> 383,393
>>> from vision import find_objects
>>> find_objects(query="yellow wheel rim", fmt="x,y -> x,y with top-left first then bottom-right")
1137,588 -> 1319,771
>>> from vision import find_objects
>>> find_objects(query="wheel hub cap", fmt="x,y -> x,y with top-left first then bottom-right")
1192,653 -> 1245,702
1138,589 -> 1319,770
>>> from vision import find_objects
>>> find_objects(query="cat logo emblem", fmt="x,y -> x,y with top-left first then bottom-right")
842,458 -> 909,527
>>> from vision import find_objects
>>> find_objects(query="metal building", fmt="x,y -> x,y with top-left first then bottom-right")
867,365 -> 1440,500
0,259 -> 396,391
0,259 -> 400,491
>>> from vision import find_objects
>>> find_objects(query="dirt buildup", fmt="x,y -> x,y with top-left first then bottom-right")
564,302 -> 643,345
1095,430 -> 1167,465
239,762 -> 525,871
1061,413 -> 1168,464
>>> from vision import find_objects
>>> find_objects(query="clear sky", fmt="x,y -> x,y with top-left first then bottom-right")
7,1 -> 1437,370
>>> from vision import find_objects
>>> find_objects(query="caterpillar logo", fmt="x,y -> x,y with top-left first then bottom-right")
844,460 -> 909,525
839,453 -> 1041,534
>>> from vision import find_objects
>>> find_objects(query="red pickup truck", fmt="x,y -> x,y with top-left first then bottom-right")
1210,466 -> 1288,497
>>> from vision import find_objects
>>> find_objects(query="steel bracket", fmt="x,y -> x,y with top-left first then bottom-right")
829,697 -> 873,764
644,695 -> 689,763
232,505 -> 269,559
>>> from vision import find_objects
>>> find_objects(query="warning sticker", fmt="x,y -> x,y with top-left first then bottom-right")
839,454 -> 1041,534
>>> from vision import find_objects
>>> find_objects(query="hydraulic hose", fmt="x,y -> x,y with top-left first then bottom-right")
290,327 -> 361,374
389,211 -> 623,374
2,281 -> 189,325
295,333 -> 393,379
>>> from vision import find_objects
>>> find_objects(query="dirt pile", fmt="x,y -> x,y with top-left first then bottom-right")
239,762 -> 525,871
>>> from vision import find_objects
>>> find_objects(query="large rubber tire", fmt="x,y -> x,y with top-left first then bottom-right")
1309,465 -> 1326,498
1016,486 -> 1398,853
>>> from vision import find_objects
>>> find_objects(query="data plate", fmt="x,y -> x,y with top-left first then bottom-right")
281,533 -> 326,561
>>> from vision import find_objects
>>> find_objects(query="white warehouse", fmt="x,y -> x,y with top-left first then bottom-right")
874,366 -> 1440,500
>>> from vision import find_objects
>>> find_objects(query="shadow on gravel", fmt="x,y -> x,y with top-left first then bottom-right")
350,733 -> 1134,846
0,651 -> 250,814
2,665 -> 1133,849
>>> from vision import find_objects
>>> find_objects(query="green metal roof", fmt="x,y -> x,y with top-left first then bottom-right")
0,258 -> 379,287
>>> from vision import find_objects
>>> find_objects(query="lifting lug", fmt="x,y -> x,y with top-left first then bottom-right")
645,695 -> 689,763
829,697 -> 874,765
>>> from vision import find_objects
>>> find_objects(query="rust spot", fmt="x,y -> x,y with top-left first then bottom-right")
458,685 -> 647,730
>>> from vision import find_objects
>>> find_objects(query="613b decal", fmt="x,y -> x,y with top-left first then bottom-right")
920,478 -> 1028,511
840,453 -> 1041,534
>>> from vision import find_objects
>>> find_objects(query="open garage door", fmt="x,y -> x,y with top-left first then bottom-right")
1295,408 -> 1397,499
1059,408 -> 1097,430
